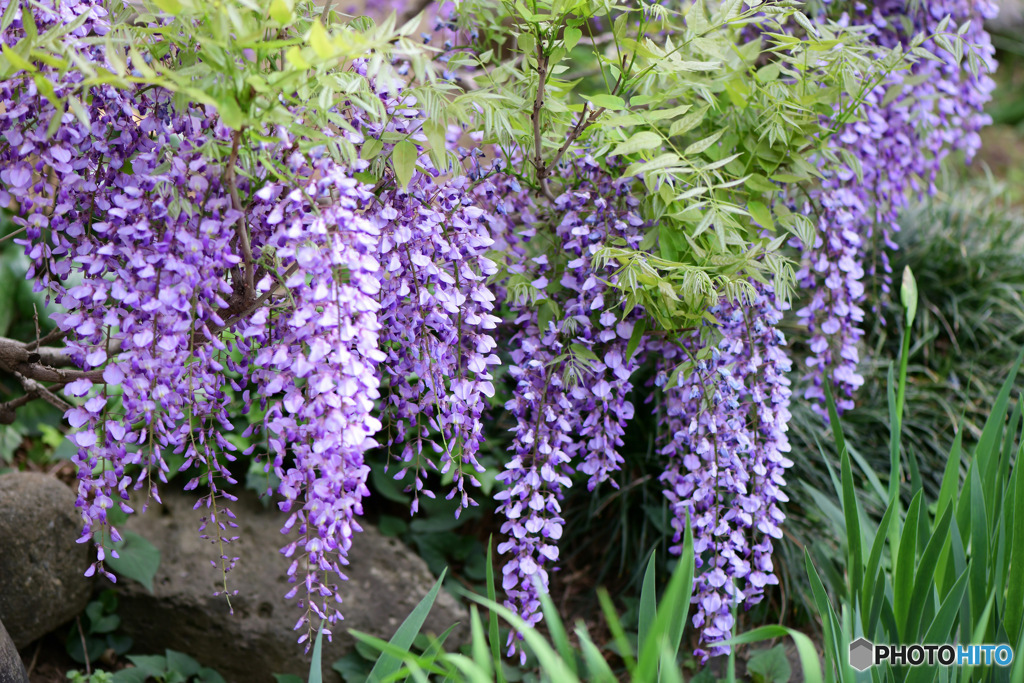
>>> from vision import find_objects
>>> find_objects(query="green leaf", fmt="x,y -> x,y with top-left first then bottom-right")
124,654 -> 168,679
1007,438 -> 1024,643
165,650 -> 201,679
106,531 -> 161,593
669,106 -> 707,137
626,318 -> 647,361
536,580 -> 577,675
367,569 -> 447,682
717,627 -> 820,683
894,490 -> 922,635
331,653 -> 373,683
746,645 -> 792,683
269,0 -> 294,24
840,447 -> 863,605
904,568 -> 971,683
611,131 -> 662,157
684,129 -> 724,157
563,27 -> 582,50
747,201 -> 774,231
308,20 -> 332,59
2,44 -> 37,73
485,538 -> 505,683
392,139 -> 418,191
637,552 -> 657,655
308,621 -> 325,683
153,0 -> 183,14
422,119 -> 447,169
585,93 -> 626,110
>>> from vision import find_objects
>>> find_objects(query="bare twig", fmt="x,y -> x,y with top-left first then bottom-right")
532,38 -> 555,201
0,225 -> 27,244
76,615 -> 91,676
13,370 -> 73,412
26,325 -> 68,351
225,129 -> 255,303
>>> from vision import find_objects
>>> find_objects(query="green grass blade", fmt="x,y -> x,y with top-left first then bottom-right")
659,643 -> 684,683
575,625 -> 617,683
904,568 -> 971,683
638,551 -> 658,656
841,447 -> 863,603
464,592 -> 578,682
894,490 -> 922,640
715,625 -> 822,683
598,588 -> 637,676
536,577 -> 577,675
667,515 -> 695,658
468,606 -> 492,679
636,520 -> 695,683
804,550 -> 847,681
824,383 -> 847,466
368,568 -> 447,683
975,348 -> 1023,515
969,465 -> 989,633
1010,623 -> 1024,683
936,430 -> 963,523
308,621 -> 325,683
484,537 -> 505,683
349,631 -> 449,679
444,653 -> 495,682
863,493 -> 898,623
887,363 -> 902,503
905,504 -> 953,640
1007,440 -> 1024,644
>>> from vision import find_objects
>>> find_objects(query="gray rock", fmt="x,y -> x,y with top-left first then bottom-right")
0,618 -> 28,683
0,472 -> 93,648
113,489 -> 467,682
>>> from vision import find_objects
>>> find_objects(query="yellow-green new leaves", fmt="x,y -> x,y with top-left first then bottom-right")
392,140 -> 418,191
269,0 -> 295,25
612,131 -> 662,157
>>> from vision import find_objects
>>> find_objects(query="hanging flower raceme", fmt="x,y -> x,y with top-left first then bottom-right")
481,155 -> 648,659
658,280 -> 793,661
240,152 -> 385,640
343,67 -> 503,515
798,0 -> 997,415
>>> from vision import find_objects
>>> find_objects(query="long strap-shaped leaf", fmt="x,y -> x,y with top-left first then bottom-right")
367,568 -> 448,682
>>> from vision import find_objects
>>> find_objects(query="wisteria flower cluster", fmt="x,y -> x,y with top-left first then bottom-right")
656,282 -> 793,660
797,0 -> 997,415
479,156 -> 649,657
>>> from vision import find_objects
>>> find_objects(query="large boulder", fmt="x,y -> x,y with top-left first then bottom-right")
0,472 -> 92,648
113,489 -> 467,682
0,618 -> 28,683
